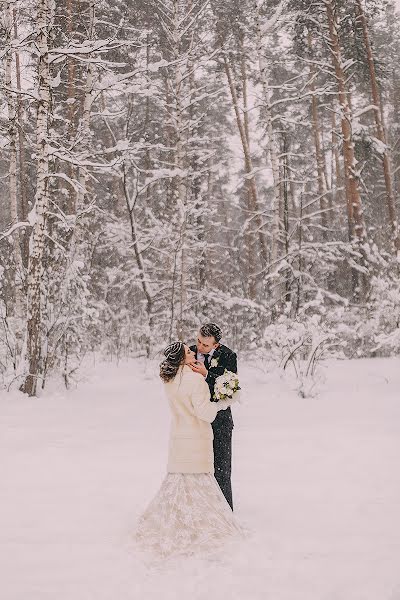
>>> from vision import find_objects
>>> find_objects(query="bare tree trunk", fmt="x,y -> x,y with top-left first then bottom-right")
121,165 -> 153,356
144,35 -> 153,212
66,0 -> 77,214
325,0 -> 366,244
254,1 -> 281,263
392,68 -> 400,198
239,35 -> 258,299
331,107 -> 346,233
282,132 -> 291,303
355,0 -> 400,254
66,0 -> 76,129
239,33 -> 251,148
188,57 -> 208,301
197,170 -> 209,293
295,187 -> 305,316
223,53 -> 268,267
172,2 -> 188,341
22,0 -> 52,396
76,1 -> 94,213
308,30 -> 329,240
59,0 -> 95,305
157,0 -> 210,340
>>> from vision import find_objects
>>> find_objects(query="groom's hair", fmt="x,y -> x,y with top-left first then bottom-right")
199,323 -> 222,343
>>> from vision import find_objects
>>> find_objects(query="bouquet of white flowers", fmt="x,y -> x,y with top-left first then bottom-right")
214,370 -> 241,401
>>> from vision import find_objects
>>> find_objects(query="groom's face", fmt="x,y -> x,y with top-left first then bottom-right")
197,333 -> 219,354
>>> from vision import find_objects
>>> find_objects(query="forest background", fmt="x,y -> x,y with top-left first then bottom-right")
1,0 -> 400,396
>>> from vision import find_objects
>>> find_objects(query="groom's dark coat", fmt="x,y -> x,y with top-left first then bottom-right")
190,343 -> 237,510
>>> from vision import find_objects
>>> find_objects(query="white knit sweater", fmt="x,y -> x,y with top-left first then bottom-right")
164,364 -> 233,473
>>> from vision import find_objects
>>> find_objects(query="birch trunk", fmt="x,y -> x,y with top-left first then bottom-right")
13,8 -> 29,267
22,0 -> 52,396
4,1 -> 24,318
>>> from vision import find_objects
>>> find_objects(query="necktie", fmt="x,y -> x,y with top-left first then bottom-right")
204,354 -> 210,370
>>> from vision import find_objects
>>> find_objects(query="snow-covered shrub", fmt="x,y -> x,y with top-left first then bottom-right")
260,308 -> 343,397
0,300 -> 14,388
322,274 -> 400,359
369,275 -> 400,354
322,304 -> 373,358
281,331 -> 334,398
0,265 -> 21,389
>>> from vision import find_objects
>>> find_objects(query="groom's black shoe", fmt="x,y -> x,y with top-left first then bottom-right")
190,343 -> 237,510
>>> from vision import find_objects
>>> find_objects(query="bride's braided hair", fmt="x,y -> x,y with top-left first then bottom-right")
159,341 -> 186,382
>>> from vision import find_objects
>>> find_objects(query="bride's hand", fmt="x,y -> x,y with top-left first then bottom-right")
190,361 -> 208,377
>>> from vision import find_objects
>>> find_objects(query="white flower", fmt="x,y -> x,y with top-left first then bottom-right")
210,358 -> 219,368
213,370 -> 240,400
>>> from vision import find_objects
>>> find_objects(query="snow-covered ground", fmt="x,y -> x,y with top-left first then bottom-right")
1,357 -> 400,600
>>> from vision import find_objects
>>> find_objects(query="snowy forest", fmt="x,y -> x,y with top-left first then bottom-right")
1,0 -> 400,396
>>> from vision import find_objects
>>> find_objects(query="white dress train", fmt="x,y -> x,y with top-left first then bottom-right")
135,473 -> 243,559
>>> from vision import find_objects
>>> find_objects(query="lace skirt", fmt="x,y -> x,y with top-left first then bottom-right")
135,473 -> 243,559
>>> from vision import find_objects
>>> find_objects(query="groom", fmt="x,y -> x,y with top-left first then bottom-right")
190,323 -> 237,510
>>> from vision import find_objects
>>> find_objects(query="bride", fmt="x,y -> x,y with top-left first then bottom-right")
135,341 -> 242,559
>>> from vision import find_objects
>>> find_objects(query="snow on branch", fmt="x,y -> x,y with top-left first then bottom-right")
0,221 -> 31,242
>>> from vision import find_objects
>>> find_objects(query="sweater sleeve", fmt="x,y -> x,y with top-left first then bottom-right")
190,374 -> 234,423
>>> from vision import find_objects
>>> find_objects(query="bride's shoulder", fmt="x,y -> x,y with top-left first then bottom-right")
182,365 -> 203,382
182,365 -> 197,377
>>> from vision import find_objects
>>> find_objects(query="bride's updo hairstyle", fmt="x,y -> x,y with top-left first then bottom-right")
160,341 -> 185,382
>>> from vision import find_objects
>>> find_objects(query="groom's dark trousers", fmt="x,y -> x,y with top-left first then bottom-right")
190,344 -> 237,510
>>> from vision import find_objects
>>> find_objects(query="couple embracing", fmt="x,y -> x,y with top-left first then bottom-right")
136,323 -> 243,559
